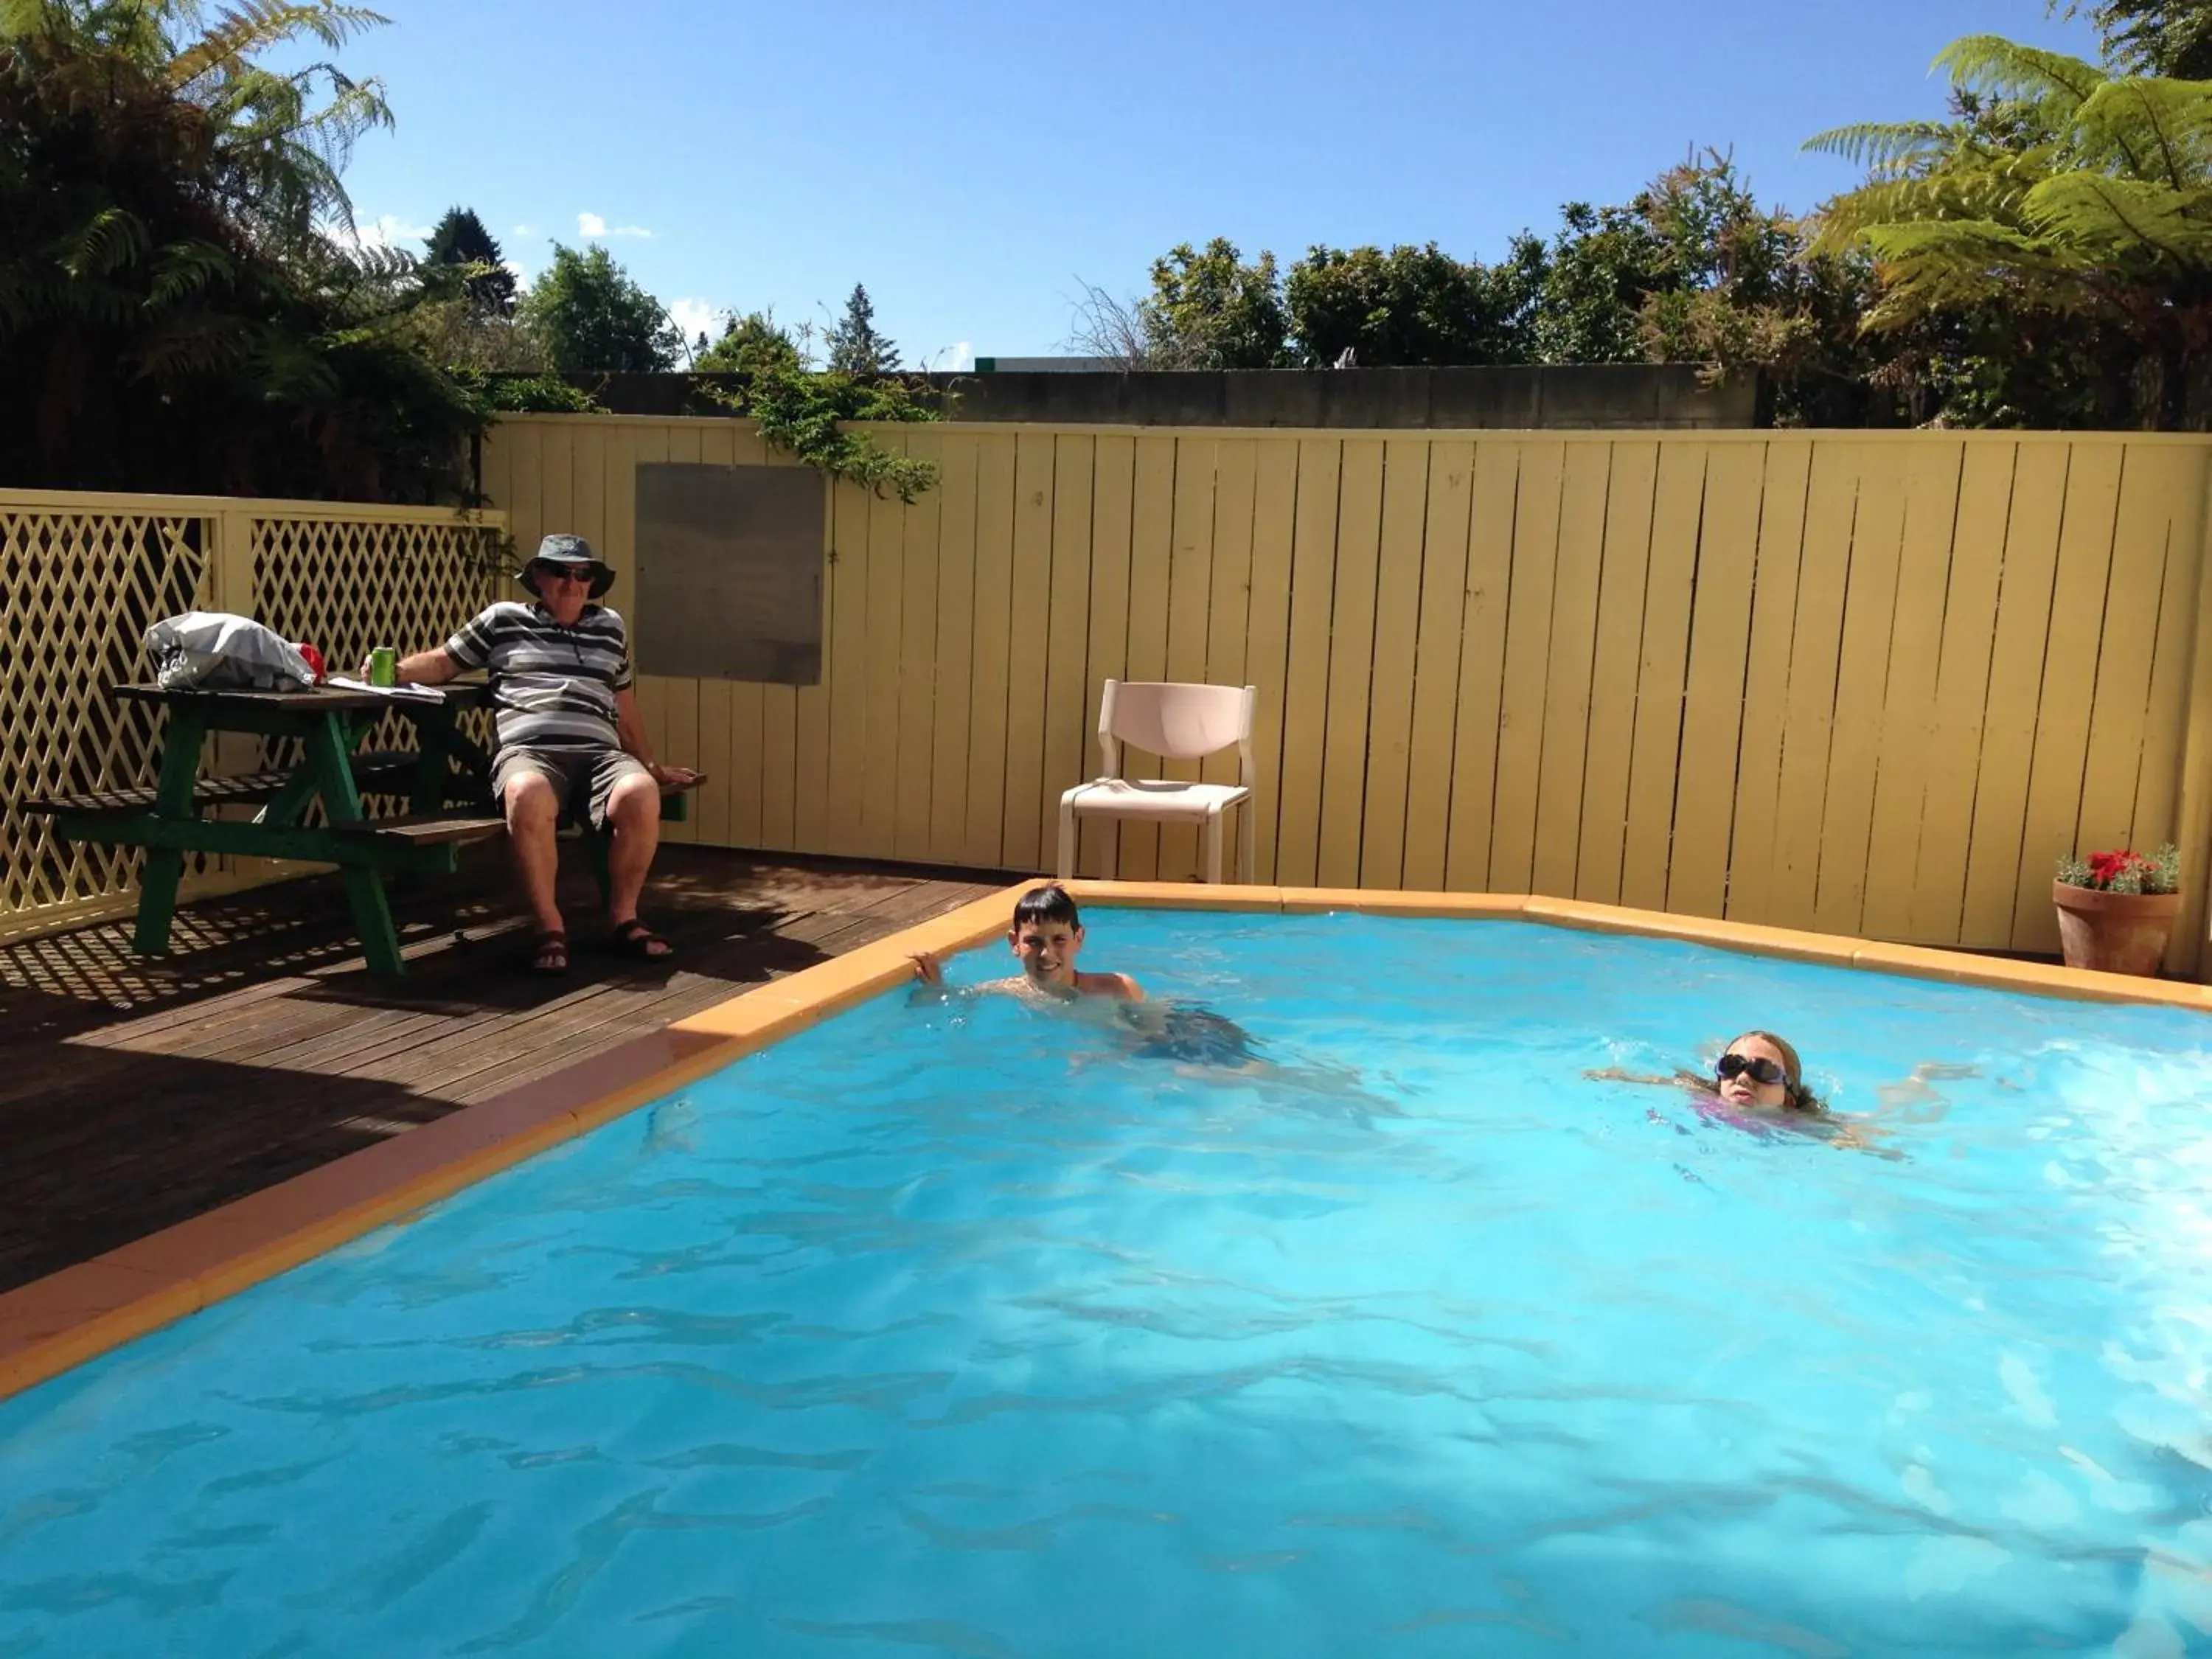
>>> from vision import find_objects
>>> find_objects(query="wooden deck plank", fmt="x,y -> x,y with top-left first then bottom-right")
0,846 -> 1011,1293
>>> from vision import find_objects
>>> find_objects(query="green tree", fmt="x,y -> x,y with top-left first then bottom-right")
1285,240 -> 1540,366
698,307 -> 803,375
824,282 -> 900,376
0,0 -> 489,499
517,242 -> 681,373
423,205 -> 514,314
1807,35 -> 2212,426
1137,239 -> 1290,368
2069,0 -> 2212,77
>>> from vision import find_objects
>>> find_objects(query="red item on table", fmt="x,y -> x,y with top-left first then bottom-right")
296,643 -> 326,683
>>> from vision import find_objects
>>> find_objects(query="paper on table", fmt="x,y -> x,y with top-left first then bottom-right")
326,676 -> 448,703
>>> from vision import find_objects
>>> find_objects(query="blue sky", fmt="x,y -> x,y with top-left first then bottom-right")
328,1 -> 2096,369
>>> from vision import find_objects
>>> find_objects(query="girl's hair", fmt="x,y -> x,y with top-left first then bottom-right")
1012,883 -> 1082,930
1728,1030 -> 1821,1113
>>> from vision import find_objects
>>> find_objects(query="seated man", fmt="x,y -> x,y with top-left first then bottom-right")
372,533 -> 697,974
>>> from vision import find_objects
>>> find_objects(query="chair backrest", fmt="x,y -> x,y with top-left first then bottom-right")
1096,680 -> 1257,782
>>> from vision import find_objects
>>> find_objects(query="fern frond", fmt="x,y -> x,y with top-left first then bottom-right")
167,2 -> 389,89
1803,120 -> 1956,170
1934,35 -> 2107,112
55,206 -> 152,279
2023,173 -> 2212,263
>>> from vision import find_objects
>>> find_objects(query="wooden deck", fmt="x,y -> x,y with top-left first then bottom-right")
0,847 -> 1011,1295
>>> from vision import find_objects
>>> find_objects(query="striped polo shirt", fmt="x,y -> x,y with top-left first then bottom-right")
444,601 -> 635,752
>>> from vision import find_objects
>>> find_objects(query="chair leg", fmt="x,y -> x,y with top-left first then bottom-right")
1057,801 -> 1077,879
1239,798 -> 1256,885
1205,812 -> 1224,885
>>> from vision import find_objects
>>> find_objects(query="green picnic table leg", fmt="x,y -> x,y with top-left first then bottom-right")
303,709 -> 406,976
132,706 -> 208,955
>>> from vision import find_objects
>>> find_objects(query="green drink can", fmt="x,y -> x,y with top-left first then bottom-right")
368,646 -> 397,687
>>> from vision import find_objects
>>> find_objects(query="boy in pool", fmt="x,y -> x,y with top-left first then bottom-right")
911,882 -> 1144,1004
911,885 -> 1381,1096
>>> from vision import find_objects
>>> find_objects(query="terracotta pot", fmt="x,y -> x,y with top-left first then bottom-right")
2051,880 -> 2181,976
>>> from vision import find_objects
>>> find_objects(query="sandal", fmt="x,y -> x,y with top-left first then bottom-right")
609,918 -> 673,961
528,929 -> 570,976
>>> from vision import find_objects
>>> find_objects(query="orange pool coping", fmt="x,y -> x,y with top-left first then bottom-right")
3,880 -> 2205,1402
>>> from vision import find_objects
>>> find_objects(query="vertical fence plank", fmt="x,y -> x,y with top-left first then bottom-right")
1529,442 -> 1611,899
1575,441 -> 1658,905
1401,442 -> 1475,891
1202,439 -> 1258,878
859,437 -> 910,858
2129,449 -> 2211,961
1721,440 -> 1811,922
1443,442 -> 1519,890
1240,439 -> 1300,884
507,420 -> 544,557
790,449 -> 835,855
1810,443 -> 1909,935
822,473 -> 872,858
998,432 -> 1057,872
1619,442 -> 1708,911
1077,435 -> 1136,877
1905,442 -> 2014,943
891,431 -> 942,863
1360,439 -> 1432,890
648,425 -> 703,846
1489,439 -> 1565,894
1157,439 -> 1220,880
1118,436 -> 1179,880
2082,443 -> 2195,861
1767,443 -> 1861,930
1665,441 -> 1766,919
723,423 -> 776,851
1037,434 -> 1097,874
2008,441 -> 2125,950
1316,438 -> 1385,888
927,434 -> 980,865
962,434 -> 1019,870
2163,459 -> 2212,975
687,423 -> 737,848
1857,442 -> 1966,940
1959,442 -> 2070,947
1274,438 -> 1343,888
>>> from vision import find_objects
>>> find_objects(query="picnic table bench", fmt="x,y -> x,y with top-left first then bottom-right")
24,681 -> 694,977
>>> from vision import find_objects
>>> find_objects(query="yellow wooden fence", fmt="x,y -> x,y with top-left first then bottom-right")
0,490 -> 504,942
483,415 -> 2212,973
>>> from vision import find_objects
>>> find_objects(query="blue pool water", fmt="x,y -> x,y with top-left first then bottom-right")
5,911 -> 2212,1657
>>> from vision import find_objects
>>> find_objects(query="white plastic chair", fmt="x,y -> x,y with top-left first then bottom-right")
1058,680 -> 1259,883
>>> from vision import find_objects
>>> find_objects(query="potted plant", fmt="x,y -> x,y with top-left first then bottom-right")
2053,844 -> 2183,976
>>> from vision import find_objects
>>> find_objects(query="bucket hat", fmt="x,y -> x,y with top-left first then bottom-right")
518,532 -> 615,599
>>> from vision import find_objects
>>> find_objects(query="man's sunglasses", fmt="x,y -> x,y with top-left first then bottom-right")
1716,1053 -> 1786,1085
533,565 -> 592,585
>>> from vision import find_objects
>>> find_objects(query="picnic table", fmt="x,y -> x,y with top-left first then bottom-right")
27,682 -> 508,976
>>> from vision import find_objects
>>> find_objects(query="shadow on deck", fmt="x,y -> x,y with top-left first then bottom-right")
0,846 -> 1012,1293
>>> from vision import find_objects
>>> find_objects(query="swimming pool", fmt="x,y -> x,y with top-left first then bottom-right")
3,902 -> 2211,1656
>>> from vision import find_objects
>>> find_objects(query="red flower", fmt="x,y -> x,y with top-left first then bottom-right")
2086,849 -> 2151,888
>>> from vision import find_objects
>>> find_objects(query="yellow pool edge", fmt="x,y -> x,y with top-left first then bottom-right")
2,880 -> 2204,1403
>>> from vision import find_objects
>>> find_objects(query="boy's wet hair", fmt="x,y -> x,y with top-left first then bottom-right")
1012,883 -> 1082,931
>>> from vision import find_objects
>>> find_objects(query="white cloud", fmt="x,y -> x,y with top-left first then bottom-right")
512,223 -> 536,237
577,211 -> 652,240
924,339 -> 975,372
667,297 -> 723,345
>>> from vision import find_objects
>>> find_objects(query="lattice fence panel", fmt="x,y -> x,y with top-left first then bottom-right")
250,515 -> 504,810
1,509 -> 212,920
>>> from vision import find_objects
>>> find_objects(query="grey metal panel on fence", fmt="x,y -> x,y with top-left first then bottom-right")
635,463 -> 824,684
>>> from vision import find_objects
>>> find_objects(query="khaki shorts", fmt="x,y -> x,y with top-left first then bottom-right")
491,745 -> 650,830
